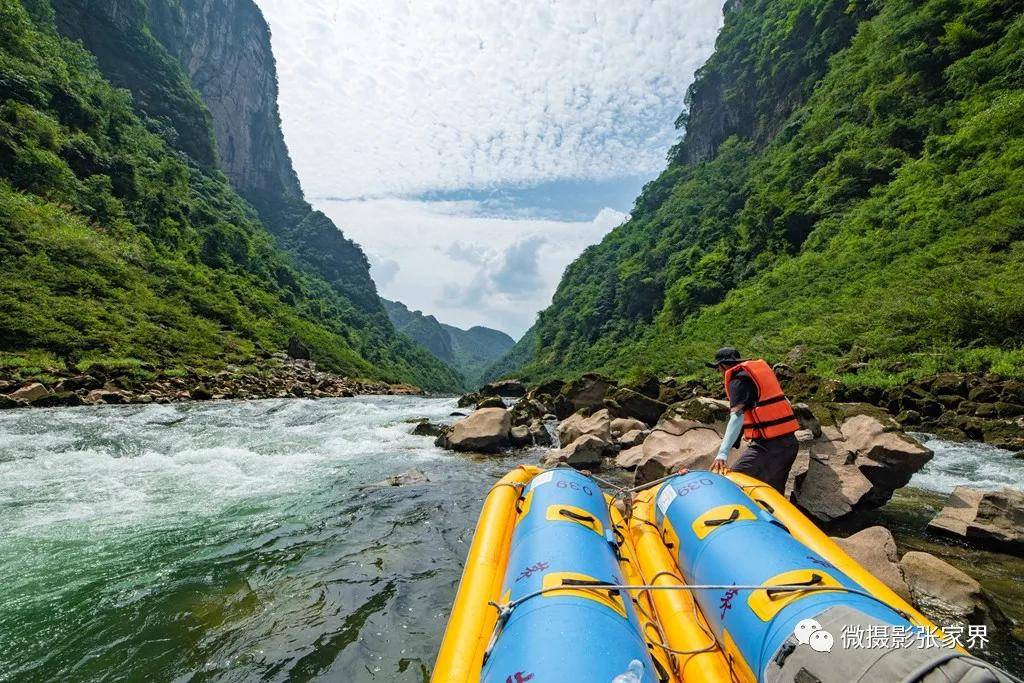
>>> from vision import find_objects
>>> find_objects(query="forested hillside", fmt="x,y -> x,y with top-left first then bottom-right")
0,0 -> 461,390
382,299 -> 515,389
501,0 -> 1024,387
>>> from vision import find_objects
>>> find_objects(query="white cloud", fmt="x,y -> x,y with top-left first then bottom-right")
255,0 -> 724,198
318,198 -> 627,336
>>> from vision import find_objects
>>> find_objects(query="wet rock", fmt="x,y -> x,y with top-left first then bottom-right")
540,434 -> 606,469
475,395 -> 506,409
456,392 -> 482,408
510,398 -> 549,426
411,421 -> 445,438
899,551 -> 1005,626
449,411 -> 467,417
510,425 -> 532,447
610,417 -> 648,438
607,388 -> 667,426
56,375 -> 101,392
85,389 -> 129,405
443,408 -> 511,453
927,486 -> 1024,554
527,419 -> 553,447
366,469 -> 430,488
33,392 -> 85,408
8,382 -> 50,404
558,409 -> 612,448
0,395 -> 25,409
896,409 -> 922,426
617,429 -> 648,450
831,526 -> 911,601
190,385 -> 213,401
480,379 -> 525,397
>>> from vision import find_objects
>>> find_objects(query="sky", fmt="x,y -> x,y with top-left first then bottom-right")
254,0 -> 725,337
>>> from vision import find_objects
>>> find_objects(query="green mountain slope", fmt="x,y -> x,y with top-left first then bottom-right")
382,299 -> 515,388
502,0 -> 1024,386
0,0 -> 461,390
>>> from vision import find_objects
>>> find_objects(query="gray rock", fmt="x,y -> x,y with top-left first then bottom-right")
610,417 -> 648,438
481,379 -> 525,397
617,429 -> 648,449
608,387 -> 667,425
928,486 -> 1024,553
444,408 -> 511,453
558,409 -> 612,448
8,382 -> 49,404
540,434 -> 606,469
900,551 -> 1005,626
831,526 -> 911,601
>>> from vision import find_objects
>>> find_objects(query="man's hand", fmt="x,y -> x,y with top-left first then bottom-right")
710,458 -> 728,474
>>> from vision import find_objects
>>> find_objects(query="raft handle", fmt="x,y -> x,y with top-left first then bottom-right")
560,578 -> 621,597
558,508 -> 598,524
703,507 -> 741,527
765,573 -> 823,600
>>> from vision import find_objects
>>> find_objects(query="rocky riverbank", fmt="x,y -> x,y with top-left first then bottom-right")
0,353 -> 420,409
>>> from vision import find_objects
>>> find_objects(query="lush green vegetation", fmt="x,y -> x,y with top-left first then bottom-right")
505,0 -> 1024,386
383,298 -> 515,389
0,0 -> 462,390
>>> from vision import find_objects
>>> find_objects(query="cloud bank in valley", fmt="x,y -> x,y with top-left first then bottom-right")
254,0 -> 724,336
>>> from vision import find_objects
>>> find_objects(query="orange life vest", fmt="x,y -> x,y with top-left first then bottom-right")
724,359 -> 800,441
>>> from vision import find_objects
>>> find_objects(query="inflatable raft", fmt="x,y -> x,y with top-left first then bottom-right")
434,466 -> 1017,683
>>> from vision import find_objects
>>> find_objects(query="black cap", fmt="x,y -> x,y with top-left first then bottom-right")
706,347 -> 741,368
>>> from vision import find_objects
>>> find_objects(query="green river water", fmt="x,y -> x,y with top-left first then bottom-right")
0,397 -> 1021,681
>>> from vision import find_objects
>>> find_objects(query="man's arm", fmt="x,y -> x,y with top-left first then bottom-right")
710,405 -> 744,474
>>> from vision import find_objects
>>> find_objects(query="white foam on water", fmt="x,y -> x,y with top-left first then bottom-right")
908,432 -> 1024,493
0,396 -> 458,537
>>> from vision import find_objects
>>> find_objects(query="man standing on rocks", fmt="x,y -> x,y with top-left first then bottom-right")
707,347 -> 801,492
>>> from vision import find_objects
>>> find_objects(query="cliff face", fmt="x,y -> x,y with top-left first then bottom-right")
51,0 -> 385,322
145,0 -> 302,206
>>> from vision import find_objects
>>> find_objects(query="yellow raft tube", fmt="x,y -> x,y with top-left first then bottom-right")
433,466 -> 950,683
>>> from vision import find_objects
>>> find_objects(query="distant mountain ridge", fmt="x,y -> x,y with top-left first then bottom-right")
382,299 -> 515,389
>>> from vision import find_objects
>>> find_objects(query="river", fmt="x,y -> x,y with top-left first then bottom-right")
1,397 -> 1021,681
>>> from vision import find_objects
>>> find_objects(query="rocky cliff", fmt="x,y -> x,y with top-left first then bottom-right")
50,0 -> 385,321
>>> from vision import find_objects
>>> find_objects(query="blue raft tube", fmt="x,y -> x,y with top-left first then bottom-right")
653,471 -> 1019,683
480,468 -> 660,683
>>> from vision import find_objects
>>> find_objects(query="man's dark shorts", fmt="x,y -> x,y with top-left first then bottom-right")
731,433 -> 799,493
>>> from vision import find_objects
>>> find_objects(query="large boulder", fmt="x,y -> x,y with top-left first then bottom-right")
443,408 -> 511,453
557,374 -> 616,418
617,429 -> 649,450
791,411 -> 933,522
615,444 -> 646,469
610,417 -> 647,438
557,409 -> 612,448
633,422 -> 725,485
475,395 -> 506,409
540,434 -> 606,469
831,526 -> 911,601
7,382 -> 50,404
927,486 -> 1024,553
658,397 -> 731,431
899,551 -> 1004,626
607,388 -> 667,426
480,379 -> 526,397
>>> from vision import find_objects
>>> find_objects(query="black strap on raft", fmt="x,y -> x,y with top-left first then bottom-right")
766,573 -> 823,600
754,498 -> 775,514
558,508 -> 597,524
561,578 -> 621,598
704,508 -> 741,527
